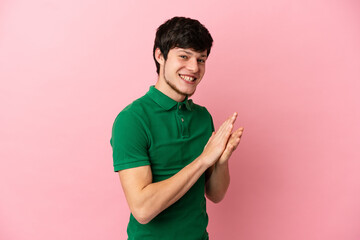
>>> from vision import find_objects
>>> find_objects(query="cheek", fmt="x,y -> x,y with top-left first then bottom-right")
166,62 -> 181,72
200,67 -> 206,76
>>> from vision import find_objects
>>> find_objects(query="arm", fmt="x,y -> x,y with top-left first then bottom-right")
119,113 -> 236,224
119,156 -> 208,224
205,114 -> 244,203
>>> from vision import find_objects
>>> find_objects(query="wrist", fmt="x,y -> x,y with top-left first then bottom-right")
198,153 -> 216,169
215,159 -> 229,169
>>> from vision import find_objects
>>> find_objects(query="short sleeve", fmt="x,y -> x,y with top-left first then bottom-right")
110,110 -> 150,172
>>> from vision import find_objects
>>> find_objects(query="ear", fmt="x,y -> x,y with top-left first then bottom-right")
154,48 -> 165,65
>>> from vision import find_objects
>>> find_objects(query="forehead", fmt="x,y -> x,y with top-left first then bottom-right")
171,47 -> 207,57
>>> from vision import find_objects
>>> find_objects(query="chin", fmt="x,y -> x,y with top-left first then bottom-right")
182,88 -> 196,97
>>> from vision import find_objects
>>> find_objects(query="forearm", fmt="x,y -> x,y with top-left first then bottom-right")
205,125 -> 243,203
131,155 -> 209,224
205,161 -> 230,203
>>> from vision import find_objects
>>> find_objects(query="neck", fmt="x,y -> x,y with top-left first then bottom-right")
155,78 -> 187,102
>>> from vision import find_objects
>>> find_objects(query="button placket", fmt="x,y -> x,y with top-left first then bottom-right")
181,114 -> 189,138
176,103 -> 188,137
178,113 -> 185,136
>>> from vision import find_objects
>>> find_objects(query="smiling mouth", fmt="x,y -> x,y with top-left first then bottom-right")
179,74 -> 197,82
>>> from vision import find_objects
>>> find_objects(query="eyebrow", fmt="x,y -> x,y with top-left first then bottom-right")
178,49 -> 207,58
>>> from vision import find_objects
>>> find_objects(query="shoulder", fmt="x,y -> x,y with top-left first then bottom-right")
188,100 -> 214,130
111,96 -> 154,142
188,100 -> 212,116
111,95 -> 152,146
114,94 -> 152,124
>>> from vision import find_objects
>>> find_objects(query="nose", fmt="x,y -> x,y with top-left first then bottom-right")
186,57 -> 199,73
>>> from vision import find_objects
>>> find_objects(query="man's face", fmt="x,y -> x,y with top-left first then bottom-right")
158,47 -> 208,101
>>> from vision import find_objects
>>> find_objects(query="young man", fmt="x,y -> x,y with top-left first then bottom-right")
111,17 -> 244,240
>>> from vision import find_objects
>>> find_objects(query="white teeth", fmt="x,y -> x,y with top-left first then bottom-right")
180,74 -> 195,82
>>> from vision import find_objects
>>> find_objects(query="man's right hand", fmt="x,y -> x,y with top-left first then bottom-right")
201,112 -> 238,167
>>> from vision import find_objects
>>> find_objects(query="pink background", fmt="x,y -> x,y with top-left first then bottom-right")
1,0 -> 360,239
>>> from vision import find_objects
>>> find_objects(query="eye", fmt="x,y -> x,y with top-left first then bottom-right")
197,59 -> 206,63
179,55 -> 188,59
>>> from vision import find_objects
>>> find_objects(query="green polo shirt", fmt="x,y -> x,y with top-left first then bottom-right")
111,86 -> 214,240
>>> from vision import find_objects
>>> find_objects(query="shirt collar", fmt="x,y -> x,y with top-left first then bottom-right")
147,86 -> 192,111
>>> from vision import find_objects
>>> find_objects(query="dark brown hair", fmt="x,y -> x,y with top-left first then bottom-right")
153,17 -> 213,74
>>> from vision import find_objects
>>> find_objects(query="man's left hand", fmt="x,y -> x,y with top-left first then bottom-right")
217,126 -> 244,165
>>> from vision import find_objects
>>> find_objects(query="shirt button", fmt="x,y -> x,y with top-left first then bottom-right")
181,118 -> 184,122
179,105 -> 182,109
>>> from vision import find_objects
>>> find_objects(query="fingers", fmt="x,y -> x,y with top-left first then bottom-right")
233,127 -> 244,138
216,112 -> 237,138
225,127 -> 244,151
205,113 -> 243,165
218,112 -> 236,129
218,127 -> 244,164
225,112 -> 237,126
230,127 -> 244,144
231,127 -> 243,144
